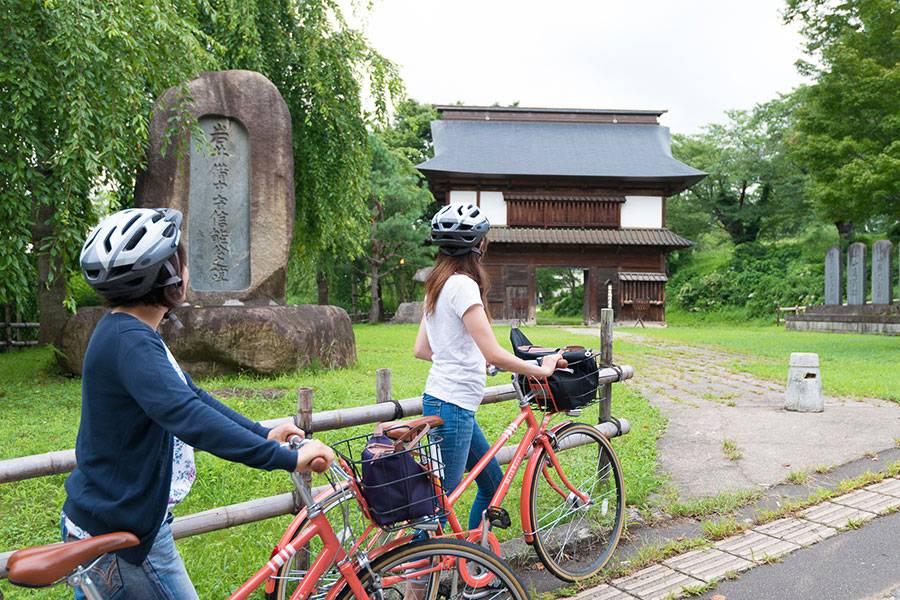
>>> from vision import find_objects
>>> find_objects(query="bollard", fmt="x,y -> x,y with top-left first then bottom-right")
785,353 -> 824,412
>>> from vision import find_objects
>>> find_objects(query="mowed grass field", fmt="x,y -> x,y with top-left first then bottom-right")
617,323 -> 900,403
0,324 -> 665,599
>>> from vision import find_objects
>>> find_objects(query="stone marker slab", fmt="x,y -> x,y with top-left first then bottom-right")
753,517 -> 837,547
829,488 -> 900,515
824,246 -> 841,305
872,240 -> 893,305
612,564 -> 704,600
865,478 -> 900,498
847,242 -> 866,305
799,501 -> 877,529
714,530 -> 800,563
571,583 -> 638,599
137,70 -> 295,305
662,547 -> 753,583
785,352 -> 823,412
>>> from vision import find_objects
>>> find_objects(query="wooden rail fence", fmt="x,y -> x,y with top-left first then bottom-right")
0,313 -> 631,579
1,305 -> 38,350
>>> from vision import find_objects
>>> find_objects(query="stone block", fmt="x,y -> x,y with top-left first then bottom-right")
136,70 -> 294,306
714,530 -> 800,562
829,488 -> 900,515
785,352 -> 823,412
872,240 -> 893,305
662,547 -> 754,583
847,243 -> 866,305
865,477 -> 900,498
611,564 -> 703,600
824,246 -> 841,305
799,501 -> 876,529
570,584 -> 637,599
753,517 -> 837,547
59,305 -> 356,377
392,301 -> 424,324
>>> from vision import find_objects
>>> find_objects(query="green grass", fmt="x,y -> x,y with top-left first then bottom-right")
0,324 -> 665,599
619,323 -> 900,402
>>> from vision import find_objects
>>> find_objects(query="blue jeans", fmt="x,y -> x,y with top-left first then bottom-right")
422,394 -> 504,530
61,516 -> 199,600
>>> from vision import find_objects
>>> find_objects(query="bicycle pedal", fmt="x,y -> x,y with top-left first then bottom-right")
486,507 -> 511,529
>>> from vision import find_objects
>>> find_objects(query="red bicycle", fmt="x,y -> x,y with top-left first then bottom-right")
7,436 -> 531,600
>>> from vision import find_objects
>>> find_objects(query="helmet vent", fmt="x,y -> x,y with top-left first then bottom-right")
109,266 -> 130,278
121,214 -> 141,234
124,227 -> 146,251
103,229 -> 115,253
162,224 -> 176,238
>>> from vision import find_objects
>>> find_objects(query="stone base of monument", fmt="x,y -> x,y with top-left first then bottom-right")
60,305 -> 356,377
785,304 -> 900,335
392,301 -> 424,324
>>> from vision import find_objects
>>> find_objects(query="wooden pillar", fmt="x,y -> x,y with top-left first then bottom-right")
527,265 -> 537,324
582,269 -> 591,325
587,267 -> 600,324
291,387 -> 314,570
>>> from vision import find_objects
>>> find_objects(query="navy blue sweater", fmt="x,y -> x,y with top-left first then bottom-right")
63,312 -> 297,564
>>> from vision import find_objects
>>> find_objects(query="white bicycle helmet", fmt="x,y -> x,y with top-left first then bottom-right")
429,202 -> 490,256
80,208 -> 183,302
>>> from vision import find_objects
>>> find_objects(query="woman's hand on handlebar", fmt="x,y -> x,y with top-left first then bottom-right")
294,439 -> 334,473
538,353 -> 568,377
268,422 -> 306,443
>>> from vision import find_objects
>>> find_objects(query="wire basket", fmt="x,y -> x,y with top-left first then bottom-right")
333,428 -> 447,531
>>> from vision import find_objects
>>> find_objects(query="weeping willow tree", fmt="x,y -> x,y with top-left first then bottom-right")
0,0 -> 212,343
1,0 -> 401,343
194,0 -> 403,294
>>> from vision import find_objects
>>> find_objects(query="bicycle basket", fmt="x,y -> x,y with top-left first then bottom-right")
511,327 -> 601,412
333,424 -> 446,530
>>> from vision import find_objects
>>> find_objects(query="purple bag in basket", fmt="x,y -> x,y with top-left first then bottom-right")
360,435 -> 436,526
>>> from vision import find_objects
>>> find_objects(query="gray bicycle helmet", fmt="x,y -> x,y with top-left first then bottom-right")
80,208 -> 183,302
429,202 -> 490,256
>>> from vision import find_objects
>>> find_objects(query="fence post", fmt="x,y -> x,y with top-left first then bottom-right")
291,387 -> 314,570
376,368 -> 392,405
599,308 -> 613,423
3,305 -> 10,352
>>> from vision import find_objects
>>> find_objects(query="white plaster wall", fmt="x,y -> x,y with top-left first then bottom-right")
479,191 -> 506,226
449,190 -> 477,204
621,196 -> 663,228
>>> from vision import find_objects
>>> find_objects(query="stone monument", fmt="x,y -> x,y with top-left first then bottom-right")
824,246 -> 841,305
846,242 -> 866,306
60,70 -> 356,376
871,240 -> 893,305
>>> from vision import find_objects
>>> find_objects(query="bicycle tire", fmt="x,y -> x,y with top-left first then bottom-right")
333,538 -> 531,600
526,422 -> 625,581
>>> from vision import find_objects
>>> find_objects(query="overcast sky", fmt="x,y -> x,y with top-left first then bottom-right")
357,0 -> 810,134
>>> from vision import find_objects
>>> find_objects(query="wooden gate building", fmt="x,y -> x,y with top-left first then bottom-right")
416,105 -> 706,323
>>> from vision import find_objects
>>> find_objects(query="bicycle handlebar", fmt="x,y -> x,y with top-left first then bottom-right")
288,435 -> 330,473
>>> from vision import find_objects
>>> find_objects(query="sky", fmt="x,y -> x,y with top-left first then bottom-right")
355,0 -> 810,134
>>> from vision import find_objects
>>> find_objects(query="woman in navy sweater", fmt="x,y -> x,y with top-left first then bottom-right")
62,208 -> 332,599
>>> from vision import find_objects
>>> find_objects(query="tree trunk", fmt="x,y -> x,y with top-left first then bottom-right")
32,203 -> 69,346
316,270 -> 329,305
836,221 -> 854,248
368,266 -> 381,323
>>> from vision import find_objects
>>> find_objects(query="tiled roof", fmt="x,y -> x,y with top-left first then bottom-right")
620,272 -> 669,282
487,227 -> 694,248
417,119 -> 706,194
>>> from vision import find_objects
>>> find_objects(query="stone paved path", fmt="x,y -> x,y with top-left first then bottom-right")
569,474 -> 900,600
567,328 -> 900,500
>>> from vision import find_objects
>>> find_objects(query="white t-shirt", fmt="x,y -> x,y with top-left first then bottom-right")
424,274 -> 486,411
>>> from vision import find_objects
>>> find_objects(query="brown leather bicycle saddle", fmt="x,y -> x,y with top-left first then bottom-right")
380,415 -> 444,443
7,532 -> 139,587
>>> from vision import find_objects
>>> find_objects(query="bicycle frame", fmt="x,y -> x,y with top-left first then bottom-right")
438,378 -> 588,544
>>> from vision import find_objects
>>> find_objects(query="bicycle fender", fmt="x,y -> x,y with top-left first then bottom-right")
519,420 -> 574,543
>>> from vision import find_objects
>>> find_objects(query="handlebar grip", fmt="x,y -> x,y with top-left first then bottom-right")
309,457 -> 330,473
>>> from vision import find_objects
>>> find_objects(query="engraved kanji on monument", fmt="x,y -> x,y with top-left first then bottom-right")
871,240 -> 893,305
824,246 -> 841,305
846,242 -> 866,306
136,70 -> 294,305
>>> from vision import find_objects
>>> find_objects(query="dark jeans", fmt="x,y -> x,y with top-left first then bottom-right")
422,393 -> 504,530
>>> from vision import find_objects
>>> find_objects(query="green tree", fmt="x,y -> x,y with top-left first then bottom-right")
363,133 -> 433,323
0,0 -> 210,343
380,99 -> 438,165
785,0 -> 900,238
670,94 -> 809,246
193,0 -> 403,275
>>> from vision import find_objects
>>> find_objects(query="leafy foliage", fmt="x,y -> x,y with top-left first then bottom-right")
784,0 -> 900,232
0,0 -> 211,317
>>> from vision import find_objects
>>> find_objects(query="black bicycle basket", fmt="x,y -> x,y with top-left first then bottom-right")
511,327 -> 601,412
333,425 -> 446,530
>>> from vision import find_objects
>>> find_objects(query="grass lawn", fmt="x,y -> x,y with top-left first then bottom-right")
0,324 -> 664,599
617,322 -> 900,402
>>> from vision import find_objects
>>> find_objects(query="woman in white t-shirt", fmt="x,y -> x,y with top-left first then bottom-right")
414,203 -> 565,530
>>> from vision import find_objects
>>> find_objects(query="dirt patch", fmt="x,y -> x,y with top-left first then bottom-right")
209,387 -> 288,401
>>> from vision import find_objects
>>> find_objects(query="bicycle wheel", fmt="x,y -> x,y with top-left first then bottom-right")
527,422 -> 625,581
334,538 -> 530,600
266,484 -> 387,600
